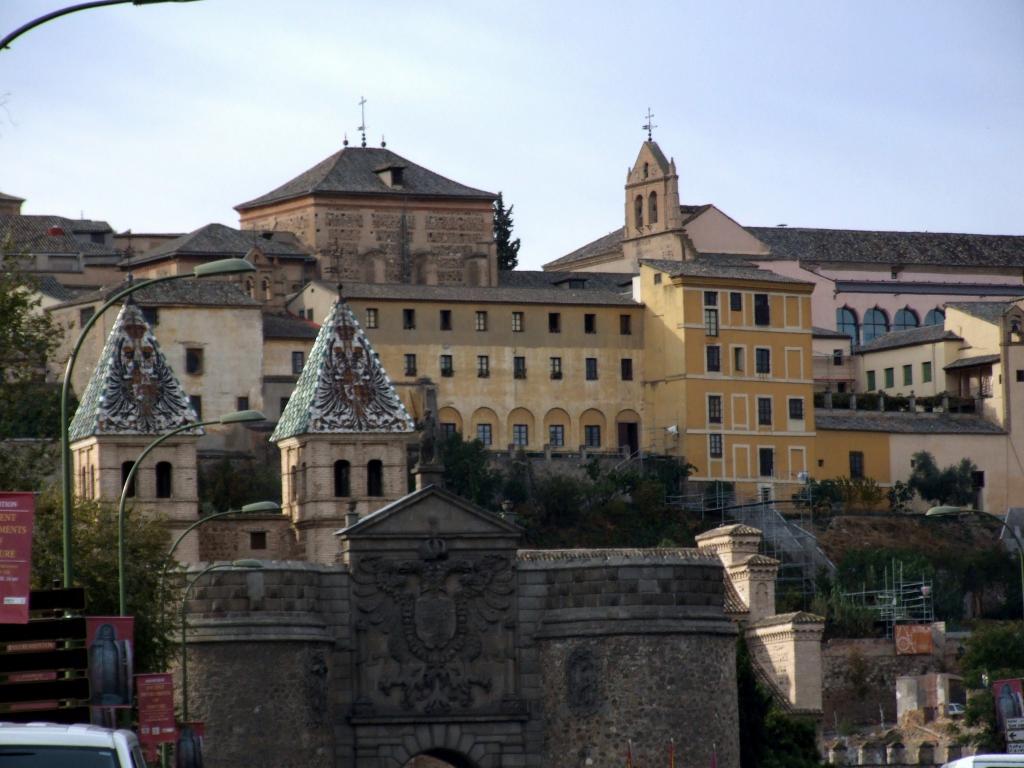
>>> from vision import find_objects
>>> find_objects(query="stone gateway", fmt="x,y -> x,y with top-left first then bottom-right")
183,487 -> 740,768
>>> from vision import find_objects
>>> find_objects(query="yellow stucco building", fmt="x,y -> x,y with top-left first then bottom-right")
638,260 -> 817,496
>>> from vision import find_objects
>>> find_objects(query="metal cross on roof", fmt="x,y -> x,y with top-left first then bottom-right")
642,107 -> 656,141
358,96 -> 367,148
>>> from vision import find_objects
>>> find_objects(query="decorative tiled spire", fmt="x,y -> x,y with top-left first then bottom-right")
69,301 -> 201,440
271,298 -> 414,441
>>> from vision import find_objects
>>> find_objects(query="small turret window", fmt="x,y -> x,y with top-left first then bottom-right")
367,460 -> 384,497
334,460 -> 351,497
648,192 -> 658,224
155,462 -> 172,498
643,162 -> 649,179
634,195 -> 643,229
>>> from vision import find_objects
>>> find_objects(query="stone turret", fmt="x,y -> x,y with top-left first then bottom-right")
696,524 -> 779,622
270,294 -> 415,563
68,300 -> 202,559
622,140 -> 687,265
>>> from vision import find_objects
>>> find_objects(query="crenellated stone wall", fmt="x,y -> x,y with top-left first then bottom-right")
182,489 -> 743,768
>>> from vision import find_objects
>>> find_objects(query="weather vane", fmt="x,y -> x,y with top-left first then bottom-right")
642,107 -> 656,141
358,96 -> 367,148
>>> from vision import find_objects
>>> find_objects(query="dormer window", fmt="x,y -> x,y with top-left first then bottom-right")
374,164 -> 406,188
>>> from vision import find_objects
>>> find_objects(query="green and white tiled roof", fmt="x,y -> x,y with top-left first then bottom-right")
270,298 -> 414,441
69,302 -> 201,440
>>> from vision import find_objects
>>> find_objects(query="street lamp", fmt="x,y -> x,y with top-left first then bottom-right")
2,0 -> 201,52
179,560 -> 262,721
117,410 -> 265,616
60,257 -> 255,588
925,506 -> 1024,620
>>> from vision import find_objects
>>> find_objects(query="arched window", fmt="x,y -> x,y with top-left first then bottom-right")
925,308 -> 945,326
334,460 -> 351,497
289,465 -> 297,501
261,277 -> 271,301
367,460 -> 383,497
79,465 -> 87,498
155,462 -> 172,498
643,162 -> 649,179
894,307 -> 920,331
300,461 -> 307,500
121,461 -> 136,498
648,191 -> 658,224
634,195 -> 643,229
245,277 -> 254,298
863,308 -> 890,342
836,307 -> 859,343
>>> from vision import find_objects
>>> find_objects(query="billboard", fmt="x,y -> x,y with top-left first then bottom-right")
993,678 -> 1024,733
0,493 -> 34,625
895,624 -> 934,655
86,616 -> 134,708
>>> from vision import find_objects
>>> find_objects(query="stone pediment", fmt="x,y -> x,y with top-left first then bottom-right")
338,485 -> 521,541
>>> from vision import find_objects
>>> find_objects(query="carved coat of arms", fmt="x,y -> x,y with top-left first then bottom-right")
352,534 -> 514,713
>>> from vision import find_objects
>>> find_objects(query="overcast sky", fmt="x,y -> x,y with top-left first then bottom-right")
2,1 -> 1022,270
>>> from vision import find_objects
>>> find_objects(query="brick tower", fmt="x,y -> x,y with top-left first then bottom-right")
271,294 -> 415,563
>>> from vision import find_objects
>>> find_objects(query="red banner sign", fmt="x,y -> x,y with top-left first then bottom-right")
0,493 -> 35,625
136,673 -> 176,760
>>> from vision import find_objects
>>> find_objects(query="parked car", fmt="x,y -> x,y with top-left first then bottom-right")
942,755 -> 1024,767
948,702 -> 966,716
0,722 -> 146,767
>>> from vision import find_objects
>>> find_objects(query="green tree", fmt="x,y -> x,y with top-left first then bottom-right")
0,440 -> 59,492
908,451 -> 978,506
492,192 -> 520,271
0,258 -> 64,438
737,636 -> 824,768
959,622 -> 1024,751
31,490 -> 180,673
438,433 -> 502,509
198,456 -> 282,514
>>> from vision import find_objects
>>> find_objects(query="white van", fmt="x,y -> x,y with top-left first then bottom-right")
942,755 -> 1024,767
0,722 -> 147,767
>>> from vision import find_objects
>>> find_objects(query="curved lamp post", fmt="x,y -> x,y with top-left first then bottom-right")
926,506 -> 1024,620
60,257 -> 255,588
117,409 -> 265,616
180,560 -> 262,721
2,0 -> 201,52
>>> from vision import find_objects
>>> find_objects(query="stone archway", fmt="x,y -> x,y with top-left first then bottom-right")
402,748 -> 480,768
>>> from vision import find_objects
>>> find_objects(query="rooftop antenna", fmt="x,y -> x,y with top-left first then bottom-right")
642,107 -> 656,141
358,96 -> 367,148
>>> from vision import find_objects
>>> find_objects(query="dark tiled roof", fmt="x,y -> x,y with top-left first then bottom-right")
747,226 -> 1024,268
35,275 -> 76,301
642,257 -> 814,286
236,146 -> 496,210
813,326 -> 851,339
499,270 -> 632,291
944,353 -> 1001,371
545,227 -> 625,269
53,278 -> 260,309
262,312 -> 320,340
854,324 -> 962,353
0,215 -> 118,257
335,281 -> 638,307
946,300 -> 1021,323
814,409 -> 1005,434
122,223 -> 312,266
0,192 -> 25,203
